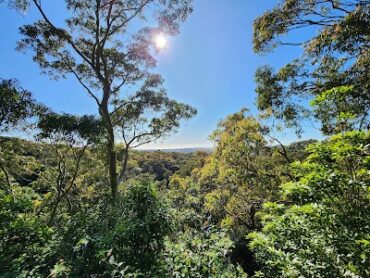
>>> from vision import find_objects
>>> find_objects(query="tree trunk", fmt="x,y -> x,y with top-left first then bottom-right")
99,93 -> 118,204
117,147 -> 129,184
107,133 -> 118,202
48,194 -> 61,226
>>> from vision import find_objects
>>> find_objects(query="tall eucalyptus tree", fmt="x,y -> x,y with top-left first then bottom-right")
15,0 -> 195,202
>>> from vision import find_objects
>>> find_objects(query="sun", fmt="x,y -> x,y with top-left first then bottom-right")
154,33 -> 167,49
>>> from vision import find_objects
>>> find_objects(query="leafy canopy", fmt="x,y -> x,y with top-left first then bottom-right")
254,0 -> 370,134
0,79 -> 39,132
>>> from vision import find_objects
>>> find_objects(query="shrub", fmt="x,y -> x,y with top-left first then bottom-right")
248,131 -> 370,277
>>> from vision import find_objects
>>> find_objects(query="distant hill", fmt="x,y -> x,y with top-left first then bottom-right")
140,140 -> 318,155
139,147 -> 213,153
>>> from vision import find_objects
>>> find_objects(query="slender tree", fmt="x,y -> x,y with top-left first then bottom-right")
16,0 -> 194,202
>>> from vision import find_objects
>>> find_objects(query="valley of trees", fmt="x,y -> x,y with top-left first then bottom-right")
0,0 -> 369,277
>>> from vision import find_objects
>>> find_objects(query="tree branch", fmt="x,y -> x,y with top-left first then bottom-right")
32,0 -> 106,82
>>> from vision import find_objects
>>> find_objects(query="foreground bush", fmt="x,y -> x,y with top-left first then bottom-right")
0,181 -> 172,277
0,186 -> 55,277
248,131 -> 370,277
164,228 -> 246,277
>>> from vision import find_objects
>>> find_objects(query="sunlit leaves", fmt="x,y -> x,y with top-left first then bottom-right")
248,131 -> 370,277
253,0 -> 370,134
164,229 -> 245,277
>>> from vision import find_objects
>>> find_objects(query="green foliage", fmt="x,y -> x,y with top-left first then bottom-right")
52,180 -> 172,277
0,79 -> 38,131
176,151 -> 208,178
0,186 -> 55,277
310,85 -> 362,134
38,112 -> 104,144
164,229 -> 246,277
1,111 -> 367,277
112,181 -> 173,272
248,131 -> 370,277
197,109 -> 290,238
0,138 -> 180,277
253,0 -> 370,134
167,174 -> 204,230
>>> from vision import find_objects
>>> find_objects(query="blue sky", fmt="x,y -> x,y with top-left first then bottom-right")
0,1 -> 323,148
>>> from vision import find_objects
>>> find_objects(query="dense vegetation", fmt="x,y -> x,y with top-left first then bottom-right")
0,0 -> 369,277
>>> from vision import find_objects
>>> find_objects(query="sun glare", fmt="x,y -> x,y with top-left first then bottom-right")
154,33 -> 167,49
